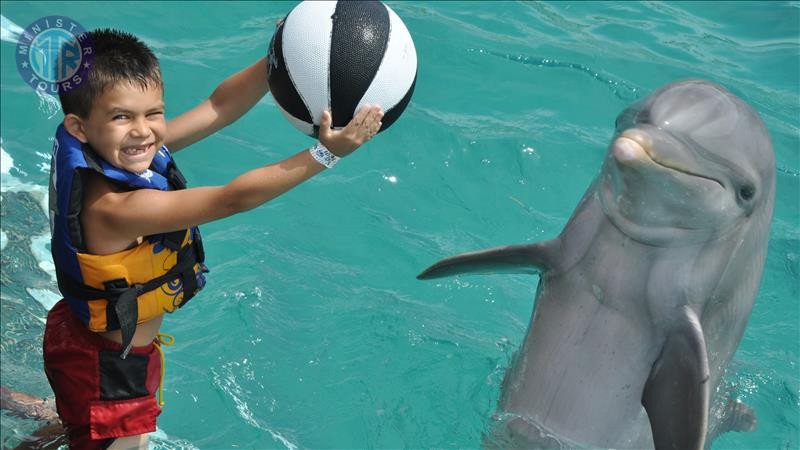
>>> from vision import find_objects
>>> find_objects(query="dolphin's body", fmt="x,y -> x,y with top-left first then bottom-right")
419,80 -> 774,449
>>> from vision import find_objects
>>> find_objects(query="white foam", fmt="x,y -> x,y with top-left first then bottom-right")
1,230 -> 7,251
30,232 -> 56,282
1,143 -> 49,215
212,363 -> 299,450
1,141 -> 13,174
26,288 -> 60,311
36,90 -> 62,119
1,14 -> 24,44
149,427 -> 200,450
2,140 -> 58,312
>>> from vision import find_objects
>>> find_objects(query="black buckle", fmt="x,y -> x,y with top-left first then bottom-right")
103,278 -> 129,290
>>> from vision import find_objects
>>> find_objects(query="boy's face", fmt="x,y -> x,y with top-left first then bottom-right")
74,81 -> 166,174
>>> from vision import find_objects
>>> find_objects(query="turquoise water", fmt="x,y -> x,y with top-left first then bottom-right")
1,1 -> 798,448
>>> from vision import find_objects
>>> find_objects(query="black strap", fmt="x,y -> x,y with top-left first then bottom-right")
56,240 -> 204,359
116,286 -> 142,359
161,230 -> 186,252
167,162 -> 187,190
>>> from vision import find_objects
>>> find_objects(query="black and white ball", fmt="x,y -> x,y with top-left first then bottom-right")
267,0 -> 417,136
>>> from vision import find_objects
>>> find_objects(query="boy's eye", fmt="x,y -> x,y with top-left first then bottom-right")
147,111 -> 164,117
113,114 -> 129,121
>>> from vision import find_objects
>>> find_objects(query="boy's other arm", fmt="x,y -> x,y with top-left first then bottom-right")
82,105 -> 382,250
166,57 -> 269,152
84,149 -> 323,249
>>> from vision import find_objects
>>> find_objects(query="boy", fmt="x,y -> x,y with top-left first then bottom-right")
44,28 -> 383,449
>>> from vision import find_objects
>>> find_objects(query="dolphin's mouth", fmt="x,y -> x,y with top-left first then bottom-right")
614,130 -> 725,188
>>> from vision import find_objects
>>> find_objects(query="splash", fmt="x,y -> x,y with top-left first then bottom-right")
149,427 -> 201,450
1,14 -> 23,43
36,90 -> 62,120
211,361 -> 299,450
777,165 -> 799,178
1,15 -> 63,118
0,142 -> 48,212
1,141 -> 58,312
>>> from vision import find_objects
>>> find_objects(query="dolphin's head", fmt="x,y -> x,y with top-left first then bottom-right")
599,79 -> 775,246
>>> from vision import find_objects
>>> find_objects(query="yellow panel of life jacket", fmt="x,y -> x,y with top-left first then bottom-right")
76,229 -> 204,332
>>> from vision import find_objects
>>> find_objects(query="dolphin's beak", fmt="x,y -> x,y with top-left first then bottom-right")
613,130 -> 652,165
613,136 -> 646,162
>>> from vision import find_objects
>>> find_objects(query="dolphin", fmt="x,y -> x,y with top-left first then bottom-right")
418,79 -> 775,449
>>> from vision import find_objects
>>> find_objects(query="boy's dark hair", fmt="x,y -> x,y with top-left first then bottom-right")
59,29 -> 163,118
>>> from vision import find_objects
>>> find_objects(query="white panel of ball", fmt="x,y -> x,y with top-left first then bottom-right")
357,4 -> 417,115
281,1 -> 337,126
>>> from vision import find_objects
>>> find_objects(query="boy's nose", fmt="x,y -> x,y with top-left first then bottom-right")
130,117 -> 151,138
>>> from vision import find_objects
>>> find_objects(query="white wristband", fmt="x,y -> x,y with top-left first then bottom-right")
309,142 -> 340,168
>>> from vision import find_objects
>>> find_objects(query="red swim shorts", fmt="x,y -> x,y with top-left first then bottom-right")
43,299 -> 162,449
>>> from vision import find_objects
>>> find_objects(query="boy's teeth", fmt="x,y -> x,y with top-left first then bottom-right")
124,144 -> 149,155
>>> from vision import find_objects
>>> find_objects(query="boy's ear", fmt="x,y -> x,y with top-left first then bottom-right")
63,114 -> 89,143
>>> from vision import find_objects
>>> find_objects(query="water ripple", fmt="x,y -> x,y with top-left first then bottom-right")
777,165 -> 800,178
467,48 -> 642,102
211,361 -> 298,450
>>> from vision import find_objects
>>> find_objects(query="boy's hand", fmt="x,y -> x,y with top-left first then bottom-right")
318,104 -> 384,158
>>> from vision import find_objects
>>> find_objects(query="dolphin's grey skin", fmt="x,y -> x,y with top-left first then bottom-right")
418,79 -> 774,449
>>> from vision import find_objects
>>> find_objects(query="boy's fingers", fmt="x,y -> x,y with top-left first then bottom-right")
320,110 -> 332,128
368,108 -> 384,125
320,105 -> 383,145
318,110 -> 332,139
368,107 -> 384,126
365,108 -> 384,135
356,105 -> 383,137
352,104 -> 374,128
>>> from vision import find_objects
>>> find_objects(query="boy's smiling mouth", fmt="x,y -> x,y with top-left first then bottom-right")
121,142 -> 155,156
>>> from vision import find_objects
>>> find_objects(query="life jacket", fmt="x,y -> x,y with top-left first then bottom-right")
48,124 -> 208,358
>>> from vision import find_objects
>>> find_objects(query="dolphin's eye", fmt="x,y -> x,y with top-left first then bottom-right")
614,113 -> 628,131
636,110 -> 651,125
739,185 -> 755,201
614,104 -> 648,132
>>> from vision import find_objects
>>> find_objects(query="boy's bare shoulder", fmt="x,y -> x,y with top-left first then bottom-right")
81,169 -> 126,216
79,170 -> 141,254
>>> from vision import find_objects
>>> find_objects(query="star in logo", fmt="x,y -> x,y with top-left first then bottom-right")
21,61 -> 28,69
83,61 -> 90,69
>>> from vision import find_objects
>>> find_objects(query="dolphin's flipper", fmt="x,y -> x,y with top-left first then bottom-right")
720,399 -> 757,433
417,240 -> 560,280
642,306 -> 710,450
706,399 -> 757,446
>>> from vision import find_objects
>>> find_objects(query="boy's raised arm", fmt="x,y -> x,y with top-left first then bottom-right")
84,105 -> 383,248
166,57 -> 270,152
